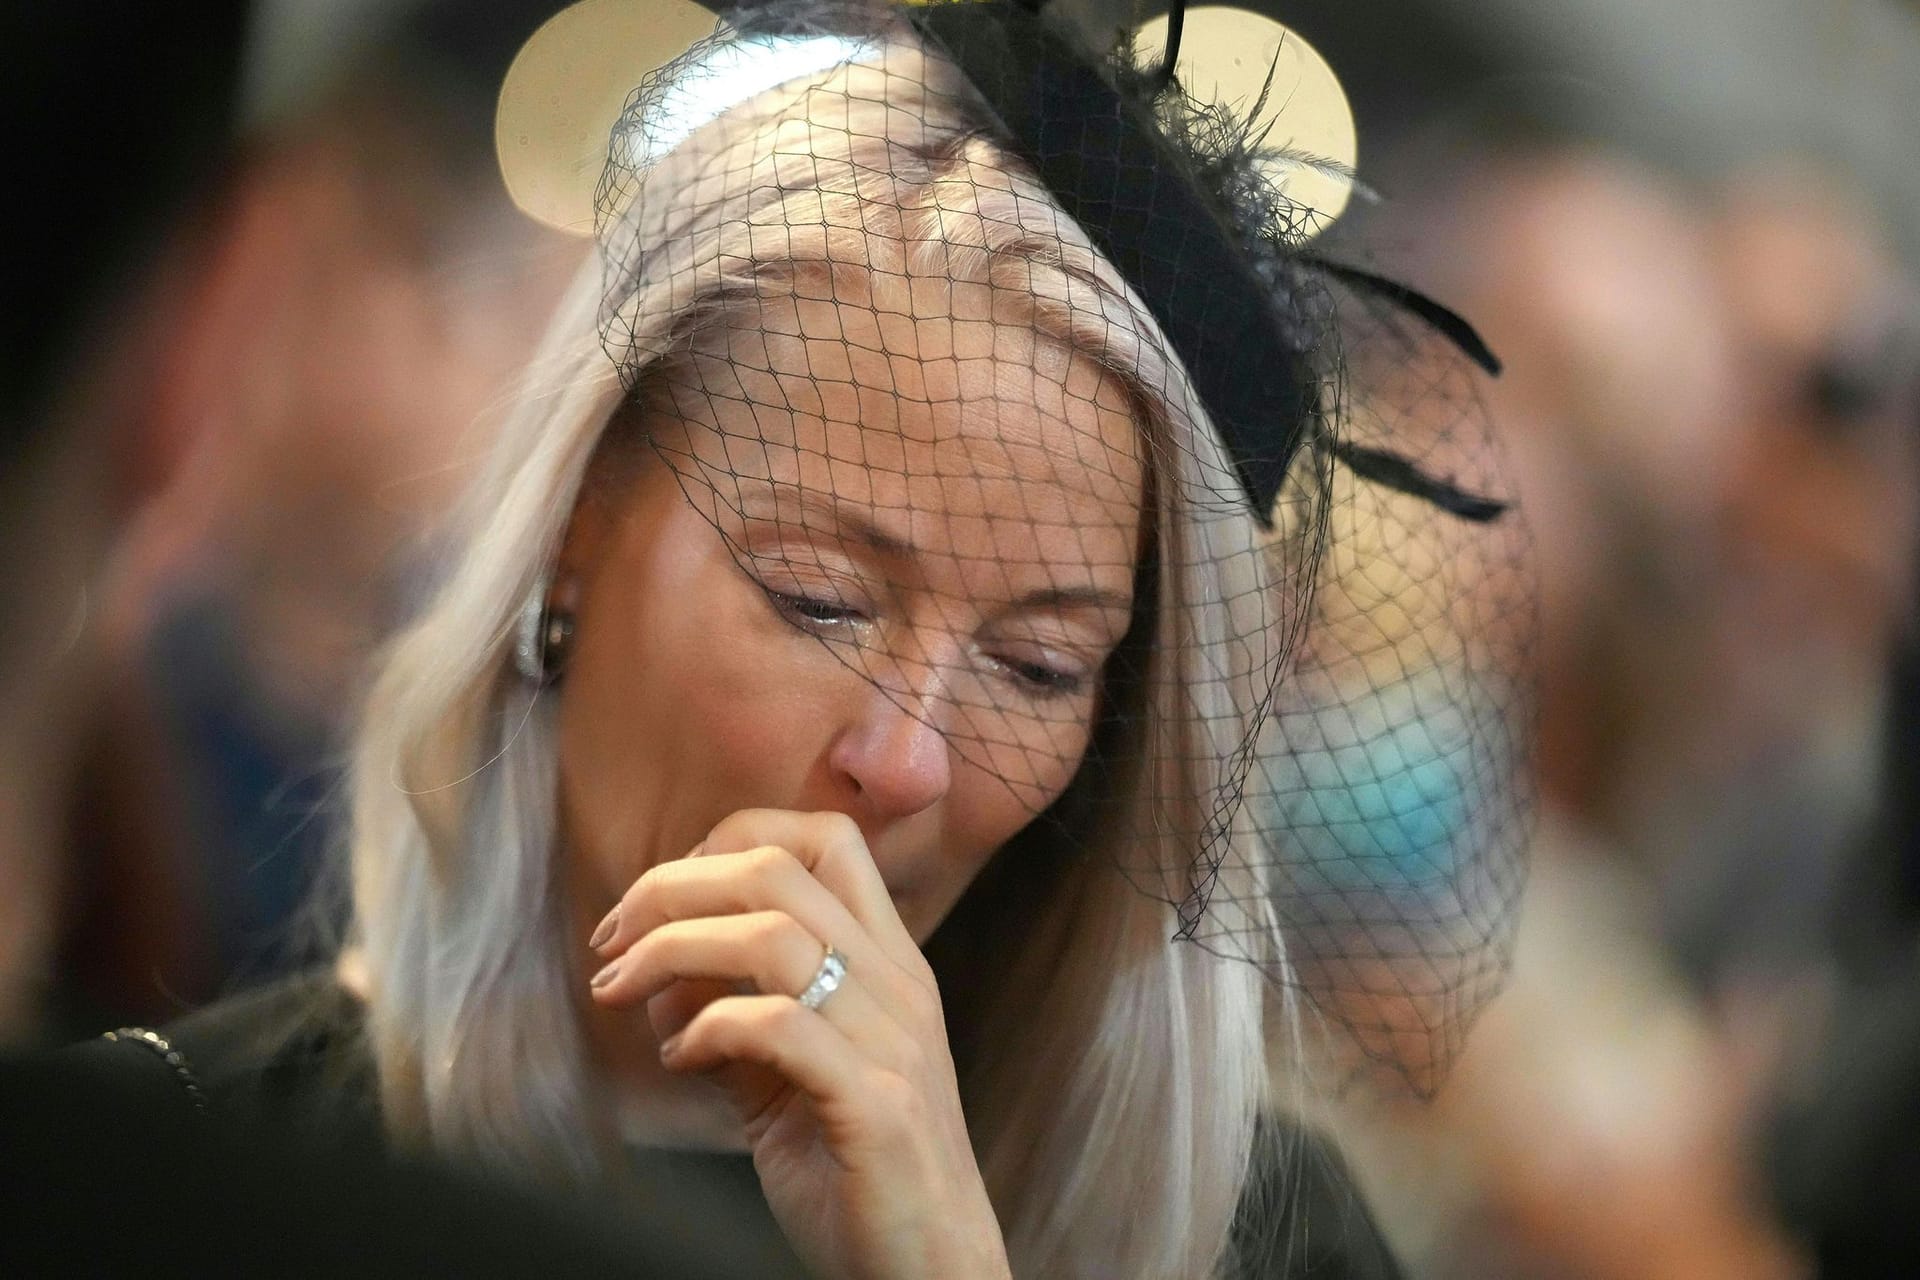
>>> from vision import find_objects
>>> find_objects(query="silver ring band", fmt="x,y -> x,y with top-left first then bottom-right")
796,945 -> 848,1011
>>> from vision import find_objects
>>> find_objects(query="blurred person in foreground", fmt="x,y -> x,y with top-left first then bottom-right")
1332,144 -> 1917,1280
46,0 -> 583,1034
0,1 -> 262,1047
1749,177 -> 1920,1278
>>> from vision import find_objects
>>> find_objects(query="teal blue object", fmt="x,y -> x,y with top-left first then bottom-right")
1271,703 -> 1472,893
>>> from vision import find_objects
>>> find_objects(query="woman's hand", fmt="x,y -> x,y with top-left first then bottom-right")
587,809 -> 1011,1280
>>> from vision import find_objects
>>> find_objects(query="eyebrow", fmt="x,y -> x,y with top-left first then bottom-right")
1009,583 -> 1135,614
735,481 -> 1134,614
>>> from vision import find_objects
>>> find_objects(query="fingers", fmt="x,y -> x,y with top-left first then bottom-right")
659,993 -> 924,1141
591,809 -> 923,975
593,844 -> 869,976
640,975 -> 734,1049
593,911 -> 911,1068
592,910 -> 823,1008
703,809 -> 912,950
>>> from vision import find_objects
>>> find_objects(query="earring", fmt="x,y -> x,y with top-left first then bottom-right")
513,578 -> 575,684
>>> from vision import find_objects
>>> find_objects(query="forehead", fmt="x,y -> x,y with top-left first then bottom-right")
655,261 -> 1146,558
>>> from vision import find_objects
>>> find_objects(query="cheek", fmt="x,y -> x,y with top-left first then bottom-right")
556,514 -> 844,884
947,766 -> 1048,860
890,696 -> 1097,937
947,690 -> 1102,815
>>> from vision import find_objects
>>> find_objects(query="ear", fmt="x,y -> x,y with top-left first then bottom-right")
550,468 -> 623,611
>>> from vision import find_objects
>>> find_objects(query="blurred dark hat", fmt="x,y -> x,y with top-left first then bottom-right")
2,3 -> 250,447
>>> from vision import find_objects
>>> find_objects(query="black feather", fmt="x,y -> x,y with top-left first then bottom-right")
1330,440 -> 1509,523
1306,258 -> 1503,377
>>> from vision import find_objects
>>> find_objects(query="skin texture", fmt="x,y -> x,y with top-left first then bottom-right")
554,270 -> 1145,1277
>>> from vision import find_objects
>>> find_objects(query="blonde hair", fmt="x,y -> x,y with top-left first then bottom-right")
346,31 -> 1284,1278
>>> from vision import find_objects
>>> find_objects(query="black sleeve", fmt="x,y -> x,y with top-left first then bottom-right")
1227,1114 -> 1408,1280
57,1030 -> 211,1118
0,1050 -> 794,1279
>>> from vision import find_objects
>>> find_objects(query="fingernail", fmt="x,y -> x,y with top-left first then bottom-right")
590,960 -> 620,990
658,1033 -> 683,1062
589,904 -> 620,950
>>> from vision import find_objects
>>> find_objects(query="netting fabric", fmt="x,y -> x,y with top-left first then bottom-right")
589,0 -> 1532,1094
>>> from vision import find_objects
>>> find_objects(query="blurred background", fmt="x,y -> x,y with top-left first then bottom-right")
4,1 -> 1916,1276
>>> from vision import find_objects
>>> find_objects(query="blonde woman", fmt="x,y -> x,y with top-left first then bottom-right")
88,3 -> 1524,1277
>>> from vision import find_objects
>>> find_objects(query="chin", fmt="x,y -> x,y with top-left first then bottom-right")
890,892 -> 934,940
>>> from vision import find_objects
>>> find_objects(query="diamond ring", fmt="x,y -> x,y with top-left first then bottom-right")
796,945 -> 848,1011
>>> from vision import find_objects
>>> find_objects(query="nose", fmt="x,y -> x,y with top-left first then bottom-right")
827,659 -> 954,824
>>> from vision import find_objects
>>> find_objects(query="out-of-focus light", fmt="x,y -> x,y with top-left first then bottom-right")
1134,6 -> 1358,235
495,0 -> 722,234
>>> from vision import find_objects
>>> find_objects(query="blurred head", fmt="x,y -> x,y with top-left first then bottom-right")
1,3 -> 246,1039
346,31 -> 1269,1277
1403,149 -> 1919,834
39,8 -> 580,1027
121,69 -> 575,720
1711,172 -> 1920,726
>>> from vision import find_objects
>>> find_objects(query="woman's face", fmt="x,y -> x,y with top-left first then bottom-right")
554,269 -> 1145,941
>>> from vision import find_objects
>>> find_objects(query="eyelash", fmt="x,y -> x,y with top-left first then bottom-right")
768,589 -> 865,628
762,588 -> 1087,699
991,656 -> 1086,699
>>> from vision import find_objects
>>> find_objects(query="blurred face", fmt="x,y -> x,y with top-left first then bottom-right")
553,270 -> 1145,941
1713,186 -> 1920,708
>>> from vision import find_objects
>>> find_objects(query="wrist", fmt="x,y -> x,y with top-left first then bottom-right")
931,1219 -> 1011,1280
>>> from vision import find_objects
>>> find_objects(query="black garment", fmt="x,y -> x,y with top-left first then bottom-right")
6,976 -> 802,1279
1230,1120 -> 1407,1280
48,974 -> 1405,1278
0,1052 -> 770,1279
1767,955 -> 1920,1279
1760,596 -> 1920,1277
68,970 -> 380,1138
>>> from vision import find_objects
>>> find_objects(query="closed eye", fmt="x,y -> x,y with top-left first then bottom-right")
765,588 -> 867,629
986,652 -> 1088,699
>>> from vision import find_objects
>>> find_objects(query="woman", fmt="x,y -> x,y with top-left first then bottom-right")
91,3 -> 1524,1276
357,30 -> 1272,1277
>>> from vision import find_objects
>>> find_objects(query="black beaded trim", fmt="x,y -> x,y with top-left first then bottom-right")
103,1027 -> 209,1114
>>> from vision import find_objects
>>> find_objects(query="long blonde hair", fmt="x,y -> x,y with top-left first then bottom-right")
346,29 -> 1284,1278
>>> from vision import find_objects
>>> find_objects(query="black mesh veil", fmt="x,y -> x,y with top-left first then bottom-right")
589,0 -> 1533,1095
